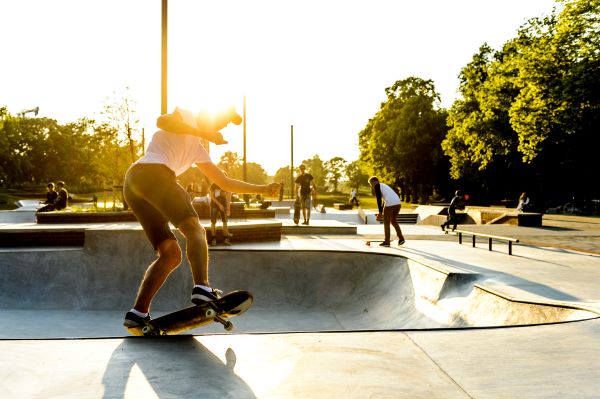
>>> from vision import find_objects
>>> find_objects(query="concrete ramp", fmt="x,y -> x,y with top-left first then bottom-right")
0,230 -> 597,338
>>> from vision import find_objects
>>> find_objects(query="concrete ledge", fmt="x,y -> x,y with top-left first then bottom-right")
36,211 -> 137,224
36,203 -> 276,224
241,208 -> 276,219
207,221 -> 282,243
0,230 -> 85,247
282,221 -> 356,235
193,202 -> 245,219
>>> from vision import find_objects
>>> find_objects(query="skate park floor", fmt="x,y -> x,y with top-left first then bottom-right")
1,207 -> 600,398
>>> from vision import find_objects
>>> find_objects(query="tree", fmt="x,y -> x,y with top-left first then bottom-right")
442,0 -> 600,204
345,160 -> 370,191
300,155 -> 326,188
509,0 -> 600,202
244,162 -> 268,185
442,43 -> 528,202
273,166 -> 292,197
324,156 -> 347,192
359,77 -> 449,203
217,151 -> 243,179
101,86 -> 142,165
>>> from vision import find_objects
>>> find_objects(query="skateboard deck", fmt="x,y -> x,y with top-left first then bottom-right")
293,198 -> 301,225
126,290 -> 253,336
365,240 -> 384,246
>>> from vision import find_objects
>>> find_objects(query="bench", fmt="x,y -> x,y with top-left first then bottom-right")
453,229 -> 519,255
333,203 -> 353,210
193,202 -> 246,219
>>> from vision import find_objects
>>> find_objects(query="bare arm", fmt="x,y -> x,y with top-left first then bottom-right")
196,162 -> 280,196
156,113 -> 228,145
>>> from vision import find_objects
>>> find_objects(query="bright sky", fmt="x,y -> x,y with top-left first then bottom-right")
1,0 -> 558,175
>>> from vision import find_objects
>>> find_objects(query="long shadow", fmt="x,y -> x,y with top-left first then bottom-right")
102,336 -> 256,399
400,246 -> 582,302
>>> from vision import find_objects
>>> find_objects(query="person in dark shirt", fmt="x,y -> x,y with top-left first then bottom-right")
294,164 -> 317,225
45,183 -> 58,203
54,181 -> 68,210
37,181 -> 67,212
441,190 -> 465,232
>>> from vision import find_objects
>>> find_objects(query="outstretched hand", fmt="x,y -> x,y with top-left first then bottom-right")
206,131 -> 228,145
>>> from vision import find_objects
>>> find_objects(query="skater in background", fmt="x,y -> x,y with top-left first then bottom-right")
368,176 -> 405,247
516,192 -> 529,212
441,190 -> 465,232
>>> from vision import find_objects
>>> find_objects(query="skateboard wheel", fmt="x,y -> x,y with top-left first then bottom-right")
205,308 -> 217,318
142,325 -> 153,335
223,321 -> 233,331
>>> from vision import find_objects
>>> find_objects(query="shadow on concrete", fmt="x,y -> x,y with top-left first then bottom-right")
102,336 -> 256,399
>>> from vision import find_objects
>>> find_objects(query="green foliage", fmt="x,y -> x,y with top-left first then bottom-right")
323,156 -> 347,192
299,155 -> 326,187
442,0 -> 600,203
359,77 -> 450,203
345,160 -> 370,191
273,166 -> 293,197
216,151 -> 267,184
0,110 -> 132,191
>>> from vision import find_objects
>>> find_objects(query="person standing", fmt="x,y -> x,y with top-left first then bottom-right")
350,188 -> 360,207
122,106 -> 279,332
441,190 -> 465,232
295,164 -> 317,225
368,176 -> 405,247
209,173 -> 232,246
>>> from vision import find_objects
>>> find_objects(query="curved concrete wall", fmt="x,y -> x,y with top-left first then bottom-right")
0,229 -> 596,338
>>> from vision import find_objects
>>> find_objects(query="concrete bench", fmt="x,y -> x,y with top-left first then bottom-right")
193,202 -> 246,219
334,203 -> 353,210
453,229 -> 519,255
0,230 -> 85,247
36,211 -> 137,224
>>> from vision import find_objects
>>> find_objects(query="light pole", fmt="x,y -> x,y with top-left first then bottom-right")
161,0 -> 168,115
290,125 -> 294,198
243,96 -> 247,182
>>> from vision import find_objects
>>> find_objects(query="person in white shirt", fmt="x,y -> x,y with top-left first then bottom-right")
122,106 -> 279,332
368,176 -> 405,247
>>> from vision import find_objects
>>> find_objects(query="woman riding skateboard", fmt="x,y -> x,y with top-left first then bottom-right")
123,106 -> 279,331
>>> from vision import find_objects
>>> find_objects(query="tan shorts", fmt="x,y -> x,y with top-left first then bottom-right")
123,163 -> 198,249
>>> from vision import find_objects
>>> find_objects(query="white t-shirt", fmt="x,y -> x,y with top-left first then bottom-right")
379,183 -> 401,207
135,108 -> 211,176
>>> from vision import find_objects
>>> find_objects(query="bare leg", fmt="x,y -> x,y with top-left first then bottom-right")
178,216 -> 210,286
223,219 -> 229,237
210,222 -> 217,243
133,238 -> 182,313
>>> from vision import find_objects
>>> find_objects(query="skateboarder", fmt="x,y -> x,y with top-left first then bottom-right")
295,164 -> 317,225
441,190 -> 465,232
123,106 -> 279,329
368,176 -> 405,247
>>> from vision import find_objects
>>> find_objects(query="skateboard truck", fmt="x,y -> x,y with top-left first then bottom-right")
207,302 -> 234,331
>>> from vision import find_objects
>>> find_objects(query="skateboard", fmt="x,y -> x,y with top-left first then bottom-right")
293,198 -> 301,225
365,240 -> 384,246
126,290 -> 253,336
